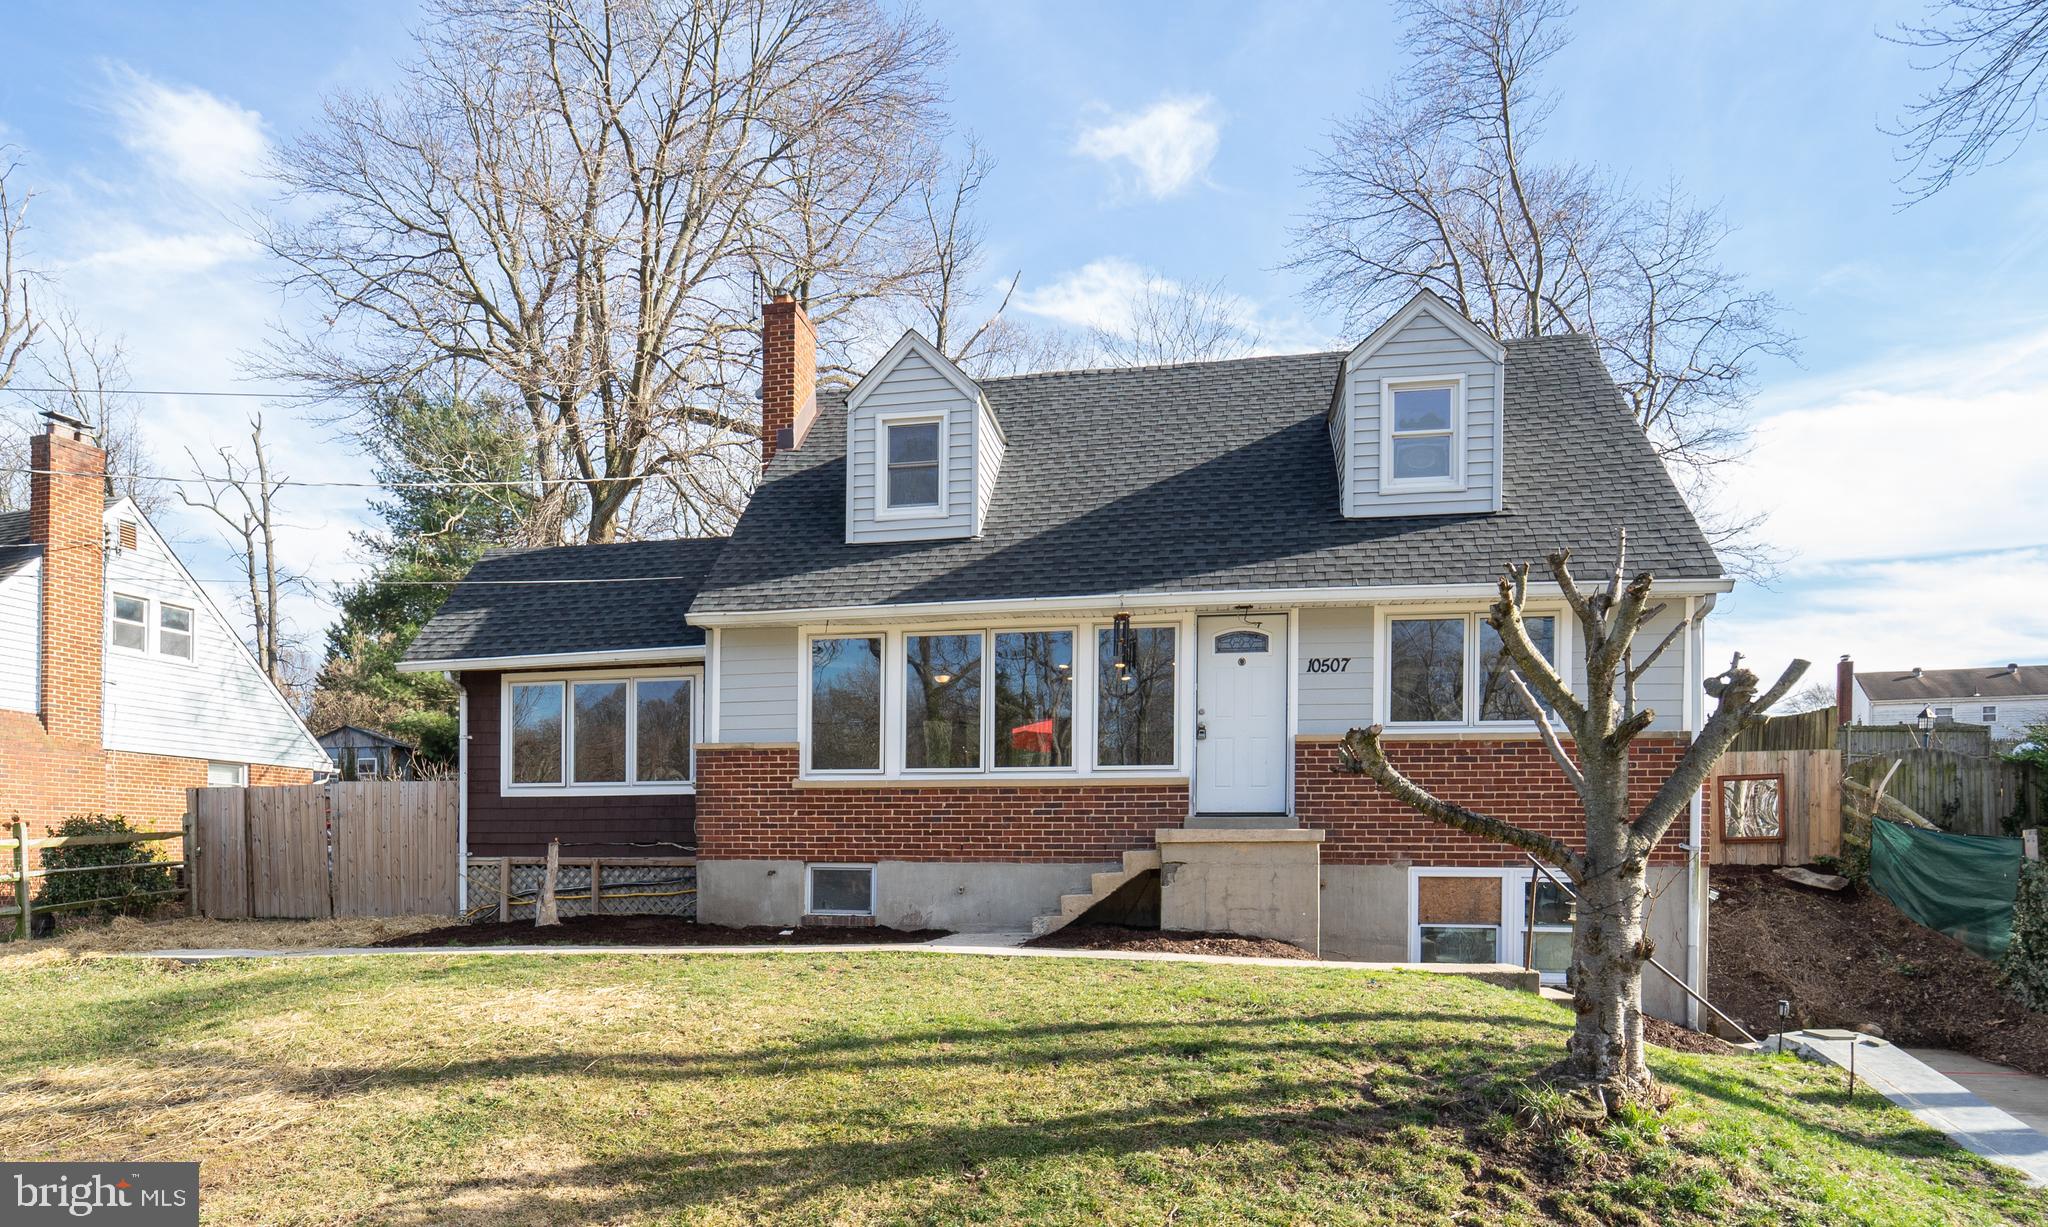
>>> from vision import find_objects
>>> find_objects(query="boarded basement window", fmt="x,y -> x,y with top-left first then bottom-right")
1417,875 -> 1501,925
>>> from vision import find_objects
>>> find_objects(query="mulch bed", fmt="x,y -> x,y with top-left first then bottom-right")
1023,924 -> 1315,960
376,914 -> 950,948
1643,1015 -> 1743,1056
1709,865 -> 2048,1076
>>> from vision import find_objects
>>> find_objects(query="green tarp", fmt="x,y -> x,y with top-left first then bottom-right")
1870,819 -> 2024,957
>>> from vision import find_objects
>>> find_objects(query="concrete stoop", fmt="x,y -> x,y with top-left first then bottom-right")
1030,848 -> 1162,937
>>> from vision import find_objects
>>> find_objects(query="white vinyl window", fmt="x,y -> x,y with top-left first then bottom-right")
158,602 -> 195,661
1379,377 -> 1464,491
807,864 -> 876,917
1935,706 -> 1954,722
1983,705 -> 1998,724
1382,610 -> 1562,727
205,761 -> 246,787
110,593 -> 148,652
504,672 -> 698,795
356,751 -> 382,779
884,418 -> 943,510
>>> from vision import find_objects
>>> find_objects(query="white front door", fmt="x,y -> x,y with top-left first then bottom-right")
1195,615 -> 1288,814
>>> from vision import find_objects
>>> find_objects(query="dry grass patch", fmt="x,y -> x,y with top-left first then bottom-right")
0,912 -> 448,967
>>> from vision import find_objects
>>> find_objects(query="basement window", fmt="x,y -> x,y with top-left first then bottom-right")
1415,872 -> 1503,964
807,864 -> 875,917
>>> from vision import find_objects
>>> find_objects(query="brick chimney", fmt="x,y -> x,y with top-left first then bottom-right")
760,291 -> 817,467
1835,655 -> 1854,728
29,412 -> 105,742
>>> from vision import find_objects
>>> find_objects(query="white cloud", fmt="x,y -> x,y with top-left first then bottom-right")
1015,257 -> 1174,335
106,67 -> 270,197
69,229 -> 262,277
1074,95 -> 1219,200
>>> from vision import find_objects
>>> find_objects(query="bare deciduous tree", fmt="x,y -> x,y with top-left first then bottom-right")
1773,681 -> 1839,715
1888,0 -> 2048,201
0,157 -> 34,395
1088,273 -> 1259,369
16,309 -> 168,515
1290,0 -> 1793,576
181,416 -> 303,689
262,0 -> 949,545
1338,536 -> 1806,1107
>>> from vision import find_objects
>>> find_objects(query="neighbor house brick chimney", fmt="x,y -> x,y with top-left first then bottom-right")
760,291 -> 817,467
29,413 -> 105,743
1835,655 -> 1854,728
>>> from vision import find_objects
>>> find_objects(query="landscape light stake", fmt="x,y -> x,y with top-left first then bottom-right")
1848,1038 -> 1857,1098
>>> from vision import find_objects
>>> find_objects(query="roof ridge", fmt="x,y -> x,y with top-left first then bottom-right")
977,348 -> 1348,386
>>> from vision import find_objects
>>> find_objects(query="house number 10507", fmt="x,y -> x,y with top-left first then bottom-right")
1305,657 -> 1352,673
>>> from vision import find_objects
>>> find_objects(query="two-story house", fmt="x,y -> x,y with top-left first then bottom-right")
402,290 -> 1731,1023
0,414 -> 329,833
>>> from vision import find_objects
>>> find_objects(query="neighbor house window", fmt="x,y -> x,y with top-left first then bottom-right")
356,752 -> 381,779
1382,380 -> 1460,488
1983,705 -> 1998,724
1097,625 -> 1177,768
904,633 -> 982,770
509,674 -> 698,791
885,419 -> 942,510
206,761 -> 246,787
158,603 -> 195,661
1935,706 -> 1954,722
807,864 -> 875,917
1416,873 -> 1502,964
1719,774 -> 1784,843
1386,610 -> 1566,726
810,637 -> 884,771
509,681 -> 565,784
111,594 -> 147,651
995,630 -> 1074,769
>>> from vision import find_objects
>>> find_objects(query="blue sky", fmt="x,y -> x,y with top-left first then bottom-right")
4,0 -> 2046,685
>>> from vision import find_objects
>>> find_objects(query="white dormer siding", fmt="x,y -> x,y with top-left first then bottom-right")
844,331 -> 1003,544
1335,291 -> 1504,518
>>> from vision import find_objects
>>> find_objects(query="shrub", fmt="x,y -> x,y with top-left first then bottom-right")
2003,856 -> 2048,1012
33,815 -> 178,918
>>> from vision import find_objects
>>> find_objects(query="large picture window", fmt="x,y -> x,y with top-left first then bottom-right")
904,633 -> 982,770
1385,610 -> 1566,726
810,637 -> 884,771
1477,615 -> 1557,722
1097,625 -> 1177,768
995,630 -> 1074,769
506,673 -> 697,792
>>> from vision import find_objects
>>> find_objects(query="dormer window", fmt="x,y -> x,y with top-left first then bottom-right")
883,416 -> 943,512
1381,377 -> 1464,491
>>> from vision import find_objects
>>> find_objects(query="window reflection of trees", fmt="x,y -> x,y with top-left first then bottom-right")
905,634 -> 983,769
1098,626 -> 1176,767
812,638 -> 883,770
996,631 -> 1074,768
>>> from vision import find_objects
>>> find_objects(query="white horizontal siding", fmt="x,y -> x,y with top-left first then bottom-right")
102,525 -> 326,768
1567,600 -> 1686,734
974,398 -> 1004,534
1345,309 -> 1501,518
1869,697 -> 2048,741
717,625 -> 799,741
846,349 -> 980,543
1297,605 -> 1371,736
0,558 -> 39,713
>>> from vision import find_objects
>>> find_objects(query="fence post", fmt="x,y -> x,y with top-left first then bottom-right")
12,820 -> 30,941
536,839 -> 561,927
181,806 -> 197,917
2027,829 -> 2040,862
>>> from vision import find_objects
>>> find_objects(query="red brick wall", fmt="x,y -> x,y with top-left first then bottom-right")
695,744 -> 1188,862
29,427 -> 104,743
462,672 -> 696,857
760,294 -> 816,464
1295,736 -> 1694,867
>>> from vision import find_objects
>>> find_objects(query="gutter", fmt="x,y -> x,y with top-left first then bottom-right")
396,645 -> 707,674
456,681 -> 469,915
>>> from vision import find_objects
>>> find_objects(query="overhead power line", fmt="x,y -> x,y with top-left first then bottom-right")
6,466 -> 684,490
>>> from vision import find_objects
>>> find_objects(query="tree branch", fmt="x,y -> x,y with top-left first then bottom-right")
1508,668 -> 1583,791
1337,725 -> 1586,879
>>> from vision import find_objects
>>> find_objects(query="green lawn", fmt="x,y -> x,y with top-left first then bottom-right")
4,950 -> 2044,1225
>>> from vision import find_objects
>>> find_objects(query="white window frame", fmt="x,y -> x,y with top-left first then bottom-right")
1983,705 -> 1997,724
875,410 -> 947,519
796,618 -> 1189,783
1373,605 -> 1571,731
1935,705 -> 1954,722
109,592 -> 150,656
1377,375 -> 1466,494
1408,867 -> 1514,968
806,863 -> 876,917
500,667 -> 702,797
205,761 -> 247,787
356,751 -> 382,778
156,600 -> 197,663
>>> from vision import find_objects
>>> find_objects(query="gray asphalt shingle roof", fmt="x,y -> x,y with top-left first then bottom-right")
1858,666 -> 2048,702
403,538 -> 725,665
689,334 -> 1721,616
0,508 -> 29,546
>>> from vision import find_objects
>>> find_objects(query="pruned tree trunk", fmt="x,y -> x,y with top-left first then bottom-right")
1338,534 -> 1806,1110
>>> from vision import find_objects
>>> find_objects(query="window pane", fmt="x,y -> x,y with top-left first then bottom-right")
1478,616 -> 1556,721
1215,630 -> 1269,653
160,630 -> 194,660
810,866 -> 873,914
206,761 -> 243,787
159,605 -> 192,633
1388,617 -> 1465,722
572,681 -> 628,783
112,595 -> 146,650
995,631 -> 1074,768
811,638 -> 883,770
1528,878 -> 1574,926
904,634 -> 982,770
1390,435 -> 1452,480
158,604 -> 195,659
113,594 -> 145,623
1419,925 -> 1498,964
111,620 -> 146,651
510,682 -> 564,784
636,679 -> 693,782
888,462 -> 940,508
888,421 -> 940,464
1530,929 -> 1573,974
1392,385 -> 1453,432
1098,626 -> 1177,767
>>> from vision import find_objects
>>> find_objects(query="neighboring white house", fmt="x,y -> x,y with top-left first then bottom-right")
1847,662 -> 2048,741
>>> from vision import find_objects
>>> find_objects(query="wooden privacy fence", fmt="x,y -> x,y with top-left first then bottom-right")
1707,749 -> 1842,867
190,781 -> 458,919
1843,725 -> 2033,838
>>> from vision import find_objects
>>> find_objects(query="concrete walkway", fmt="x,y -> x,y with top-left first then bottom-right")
1779,1030 -> 2048,1186
114,938 -> 1540,988
1905,1049 -> 2048,1139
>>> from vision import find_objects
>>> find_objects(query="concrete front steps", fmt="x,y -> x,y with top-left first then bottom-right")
1030,848 -> 1161,937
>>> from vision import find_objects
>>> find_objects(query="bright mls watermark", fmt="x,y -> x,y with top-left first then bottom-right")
4,1163 -> 197,1225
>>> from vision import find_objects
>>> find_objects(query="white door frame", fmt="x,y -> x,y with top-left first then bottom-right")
1194,612 -> 1290,815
